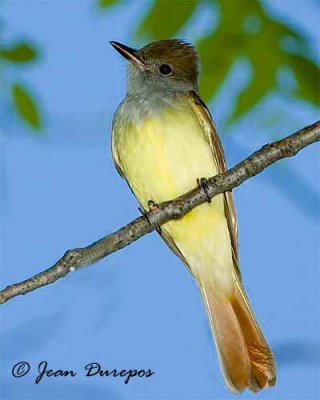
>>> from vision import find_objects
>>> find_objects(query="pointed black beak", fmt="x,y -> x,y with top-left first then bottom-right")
110,41 -> 145,69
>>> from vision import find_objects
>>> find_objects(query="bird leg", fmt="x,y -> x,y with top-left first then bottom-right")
197,177 -> 211,203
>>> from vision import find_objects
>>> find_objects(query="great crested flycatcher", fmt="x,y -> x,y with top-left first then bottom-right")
110,39 -> 276,393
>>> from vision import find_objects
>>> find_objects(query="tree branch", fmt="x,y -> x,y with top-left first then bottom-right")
1,121 -> 319,305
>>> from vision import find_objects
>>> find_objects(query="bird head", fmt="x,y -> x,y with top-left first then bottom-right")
110,39 -> 199,94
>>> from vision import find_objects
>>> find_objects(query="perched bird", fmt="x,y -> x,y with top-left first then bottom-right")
110,39 -> 276,393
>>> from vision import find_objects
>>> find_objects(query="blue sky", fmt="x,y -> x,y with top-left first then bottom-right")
1,1 -> 319,399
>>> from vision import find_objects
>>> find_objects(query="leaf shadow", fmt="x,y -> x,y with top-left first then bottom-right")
1,311 -> 64,362
0,381 -> 121,400
273,340 -> 320,366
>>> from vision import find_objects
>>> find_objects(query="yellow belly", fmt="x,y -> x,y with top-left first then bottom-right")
113,107 -> 234,292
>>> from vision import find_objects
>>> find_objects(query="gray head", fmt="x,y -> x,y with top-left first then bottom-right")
110,39 -> 199,95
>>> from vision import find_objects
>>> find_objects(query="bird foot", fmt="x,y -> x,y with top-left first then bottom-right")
197,177 -> 211,203
139,200 -> 162,232
147,199 -> 160,211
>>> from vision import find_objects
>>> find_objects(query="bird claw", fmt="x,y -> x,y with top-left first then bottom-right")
139,200 -> 162,232
197,177 -> 211,203
147,199 -> 161,211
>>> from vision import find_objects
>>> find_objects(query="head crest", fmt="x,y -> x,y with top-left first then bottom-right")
138,39 -> 199,84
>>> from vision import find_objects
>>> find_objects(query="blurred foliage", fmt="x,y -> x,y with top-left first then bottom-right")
100,0 -> 319,122
4,0 -> 318,132
11,84 -> 41,130
1,39 -> 42,131
98,0 -> 119,8
137,0 -> 198,39
0,41 -> 38,63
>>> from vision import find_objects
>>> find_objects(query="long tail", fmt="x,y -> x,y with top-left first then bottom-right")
199,276 -> 276,393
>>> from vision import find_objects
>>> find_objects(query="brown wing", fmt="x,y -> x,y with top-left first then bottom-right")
185,91 -> 241,278
111,118 -> 125,178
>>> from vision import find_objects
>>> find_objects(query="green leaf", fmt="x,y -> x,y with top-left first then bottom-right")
231,64 -> 275,122
11,84 -> 41,130
198,34 -> 239,102
137,0 -> 198,40
287,53 -> 320,105
98,0 -> 118,9
198,1 -> 250,102
222,0 -> 300,121
0,42 -> 38,63
230,30 -> 281,121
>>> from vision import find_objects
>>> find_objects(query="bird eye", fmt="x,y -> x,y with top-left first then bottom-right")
159,64 -> 173,76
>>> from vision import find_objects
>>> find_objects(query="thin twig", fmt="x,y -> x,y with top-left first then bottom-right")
1,121 -> 319,305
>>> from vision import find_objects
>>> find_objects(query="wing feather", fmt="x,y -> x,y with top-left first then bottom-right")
185,91 -> 241,278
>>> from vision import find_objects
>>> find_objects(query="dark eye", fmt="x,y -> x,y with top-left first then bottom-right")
159,64 -> 173,75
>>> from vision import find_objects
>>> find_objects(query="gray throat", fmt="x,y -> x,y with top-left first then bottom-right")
114,90 -> 184,126
113,64 -> 198,125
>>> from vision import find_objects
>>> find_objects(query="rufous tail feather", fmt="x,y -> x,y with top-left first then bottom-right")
198,276 -> 276,393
